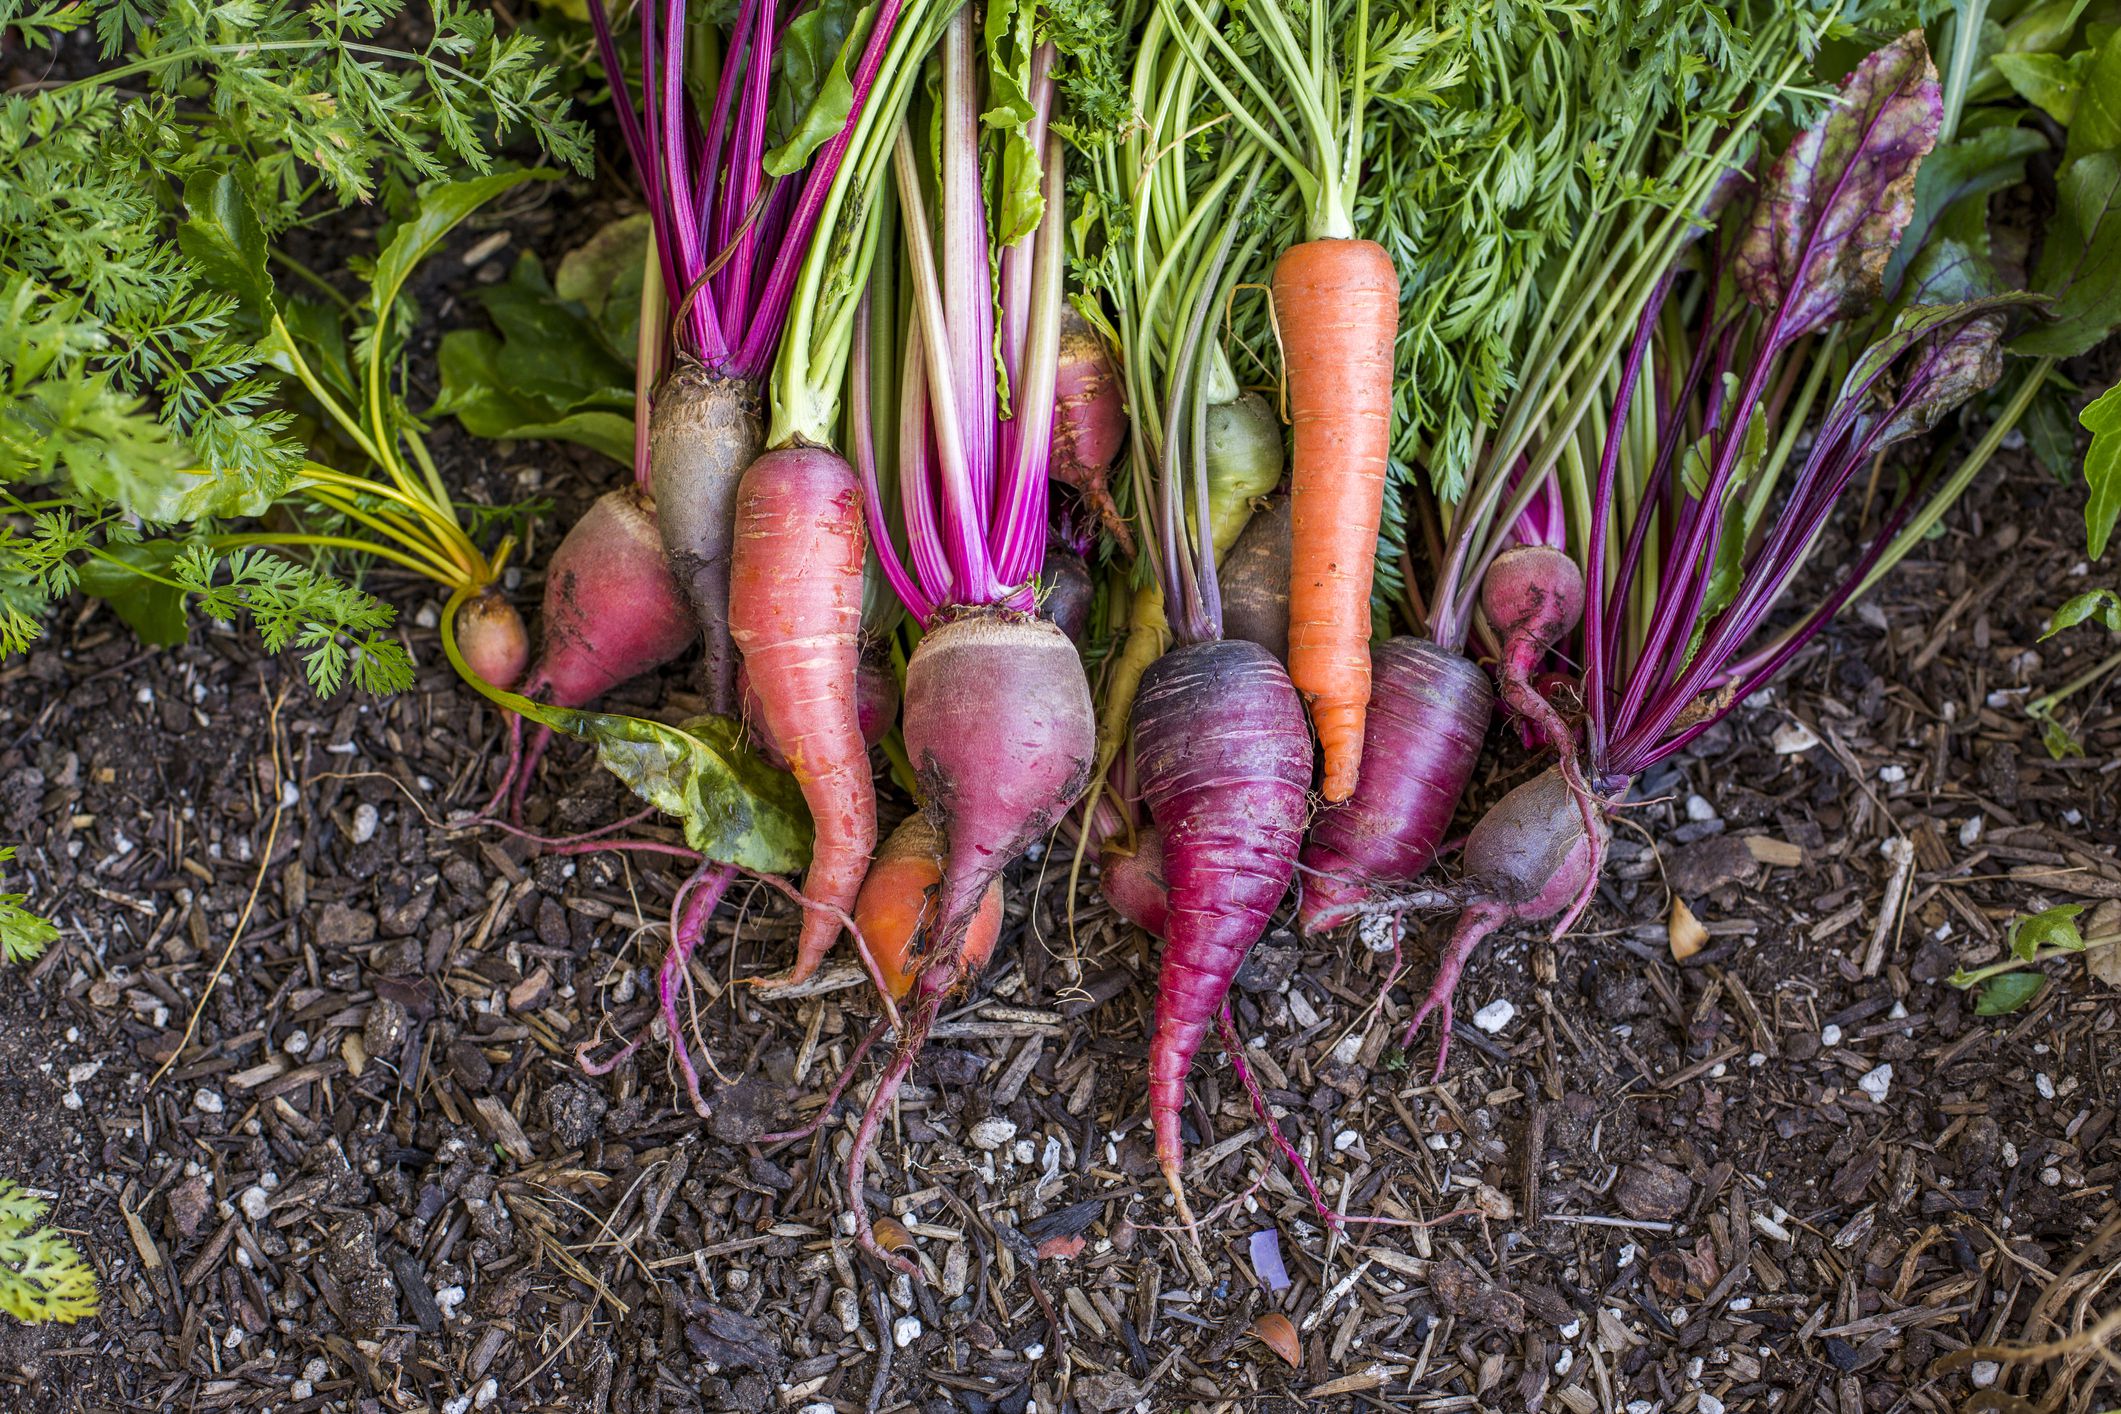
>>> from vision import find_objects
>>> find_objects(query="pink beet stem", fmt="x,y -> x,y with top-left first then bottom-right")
1217,1004 -> 1342,1232
755,1019 -> 889,1145
1398,902 -> 1505,1079
844,993 -> 939,1274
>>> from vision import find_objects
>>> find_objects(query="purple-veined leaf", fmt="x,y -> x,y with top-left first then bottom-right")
1835,294 -> 2045,454
1734,31 -> 1941,338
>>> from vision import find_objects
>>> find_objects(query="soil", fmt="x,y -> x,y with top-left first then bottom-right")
5,120 -> 2121,1414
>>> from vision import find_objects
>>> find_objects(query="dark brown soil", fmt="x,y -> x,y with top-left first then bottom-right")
4,240 -> 2121,1414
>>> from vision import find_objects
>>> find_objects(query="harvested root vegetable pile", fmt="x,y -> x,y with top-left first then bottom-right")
5,0 -> 2121,1410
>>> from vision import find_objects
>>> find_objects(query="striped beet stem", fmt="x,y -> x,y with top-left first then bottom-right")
1297,637 -> 1492,934
1134,638 -> 1312,1223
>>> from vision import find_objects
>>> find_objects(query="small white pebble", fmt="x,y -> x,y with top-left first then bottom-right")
2042,1167 -> 2062,1188
284,1029 -> 309,1056
1698,1394 -> 1726,1414
1728,1296 -> 1753,1312
1013,1139 -> 1037,1165
839,1211 -> 858,1235
473,1377 -> 500,1409
414,603 -> 440,629
1558,1318 -> 1582,1340
1752,1213 -> 1794,1243
1617,1243 -> 1638,1268
442,1396 -> 473,1414
291,1381 -> 314,1401
1426,1133 -> 1449,1151
303,1358 -> 327,1383
1330,1031 -> 1363,1066
1877,763 -> 1906,784
224,1325 -> 245,1349
1820,1023 -> 1842,1047
62,1090 -> 83,1112
2036,1073 -> 2056,1100
1627,1400 -> 1655,1414
2003,1140 -> 2020,1167
1959,815 -> 1984,847
1748,1052 -> 1767,1068
969,1117 -> 1018,1152
1334,1129 -> 1359,1152
1023,1342 -> 1046,1360
1970,1360 -> 2000,1389
1685,794 -> 1716,822
351,803 -> 379,846
239,1186 -> 271,1221
801,1405 -> 836,1414
136,685 -> 156,705
2064,808 -> 2085,826
67,1060 -> 102,1086
1889,1001 -> 1908,1022
194,1088 -> 225,1115
893,1315 -> 923,1347
1472,998 -> 1516,1034
1553,1349 -> 1574,1376
1772,721 -> 1819,754
1358,912 -> 1397,953
434,1285 -> 467,1320
1858,1063 -> 1893,1104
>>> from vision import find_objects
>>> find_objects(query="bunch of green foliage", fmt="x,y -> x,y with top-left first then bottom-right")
0,0 -> 591,691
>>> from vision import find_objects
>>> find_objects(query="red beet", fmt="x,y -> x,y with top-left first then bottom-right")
901,609 -> 1095,956
1402,765 -> 1608,1075
524,485 -> 696,707
1099,825 -> 1169,938
1050,308 -> 1129,550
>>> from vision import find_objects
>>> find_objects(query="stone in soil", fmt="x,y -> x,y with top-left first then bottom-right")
1663,833 -> 1759,897
325,1215 -> 399,1339
1615,1159 -> 1693,1222
1428,1257 -> 1527,1333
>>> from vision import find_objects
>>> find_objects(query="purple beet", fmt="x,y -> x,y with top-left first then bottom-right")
1297,637 -> 1493,934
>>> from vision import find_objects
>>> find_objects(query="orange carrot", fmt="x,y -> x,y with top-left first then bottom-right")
1276,237 -> 1398,802
729,445 -> 875,984
853,815 -> 1001,1001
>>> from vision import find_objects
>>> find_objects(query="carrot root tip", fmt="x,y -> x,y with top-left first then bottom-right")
1162,1162 -> 1200,1245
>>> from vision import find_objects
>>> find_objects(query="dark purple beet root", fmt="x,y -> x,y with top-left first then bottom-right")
1297,637 -> 1493,935
1038,545 -> 1096,647
1217,491 -> 1290,662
